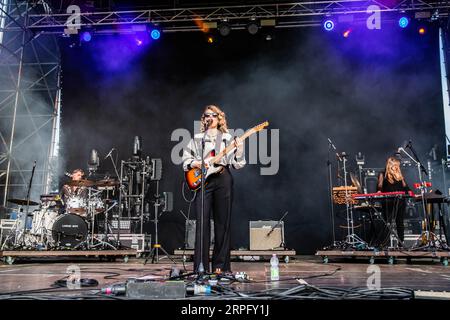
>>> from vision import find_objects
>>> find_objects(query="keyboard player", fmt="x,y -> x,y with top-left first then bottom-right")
376,156 -> 410,247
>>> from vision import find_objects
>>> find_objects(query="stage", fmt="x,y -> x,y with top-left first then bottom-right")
2,1 -> 450,310
1,255 -> 450,300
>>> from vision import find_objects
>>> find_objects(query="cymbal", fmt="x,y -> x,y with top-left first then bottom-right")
96,179 -> 119,187
67,208 -> 87,215
66,179 -> 95,187
7,198 -> 39,206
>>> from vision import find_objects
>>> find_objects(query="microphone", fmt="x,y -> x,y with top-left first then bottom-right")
88,149 -> 99,166
104,148 -> 115,160
133,136 -> 142,157
429,145 -> 437,161
88,149 -> 99,174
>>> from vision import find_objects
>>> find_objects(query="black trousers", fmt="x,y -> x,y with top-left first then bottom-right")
194,167 -> 233,273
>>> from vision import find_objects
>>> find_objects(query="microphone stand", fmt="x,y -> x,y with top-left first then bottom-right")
196,127 -> 209,277
398,147 -> 433,248
327,138 -> 337,247
105,149 -> 120,179
266,211 -> 288,248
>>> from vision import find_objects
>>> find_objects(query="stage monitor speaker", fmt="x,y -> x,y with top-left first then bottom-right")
249,220 -> 284,250
185,219 -> 214,249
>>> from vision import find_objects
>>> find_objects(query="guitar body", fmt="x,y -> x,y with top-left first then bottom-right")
185,163 -> 223,191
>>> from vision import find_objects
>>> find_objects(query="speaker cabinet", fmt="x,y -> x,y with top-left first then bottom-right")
249,220 -> 284,250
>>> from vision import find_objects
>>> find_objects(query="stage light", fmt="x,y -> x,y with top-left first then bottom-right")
323,20 -> 335,31
343,29 -> 351,38
398,17 -> 409,28
81,31 -> 92,42
218,22 -> 231,37
247,21 -> 259,35
150,29 -> 161,40
207,35 -> 215,44
418,27 -> 426,35
135,38 -> 144,46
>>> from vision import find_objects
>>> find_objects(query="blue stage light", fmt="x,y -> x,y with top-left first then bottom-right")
398,17 -> 409,28
323,20 -> 335,31
81,31 -> 92,42
150,29 -> 161,40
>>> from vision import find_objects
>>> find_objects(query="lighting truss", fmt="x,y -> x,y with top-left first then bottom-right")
1,1 -> 448,34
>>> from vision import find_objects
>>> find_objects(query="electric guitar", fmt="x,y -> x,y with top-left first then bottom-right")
185,121 -> 269,191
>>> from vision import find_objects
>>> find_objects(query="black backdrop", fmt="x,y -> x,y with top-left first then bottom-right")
60,24 -> 444,254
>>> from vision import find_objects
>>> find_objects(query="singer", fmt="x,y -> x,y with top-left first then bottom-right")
376,156 -> 410,247
182,105 -> 246,274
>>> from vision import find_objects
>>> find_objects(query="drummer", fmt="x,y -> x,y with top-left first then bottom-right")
61,168 -> 89,215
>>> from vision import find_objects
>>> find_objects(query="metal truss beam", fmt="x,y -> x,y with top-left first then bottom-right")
4,1 -> 447,34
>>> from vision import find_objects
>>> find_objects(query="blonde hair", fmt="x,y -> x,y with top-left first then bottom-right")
200,105 -> 228,133
385,157 -> 403,184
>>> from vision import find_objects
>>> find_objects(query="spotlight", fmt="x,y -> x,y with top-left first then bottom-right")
218,22 -> 231,37
323,20 -> 335,31
398,17 -> 409,28
343,29 -> 352,38
206,35 -> 215,44
418,27 -> 426,35
150,29 -> 161,40
247,21 -> 259,35
81,31 -> 92,42
135,38 -> 144,46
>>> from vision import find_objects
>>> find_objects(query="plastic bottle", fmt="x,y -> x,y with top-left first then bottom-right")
270,254 -> 279,281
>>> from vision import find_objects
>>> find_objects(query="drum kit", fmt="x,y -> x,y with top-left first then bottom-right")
1,178 -> 119,250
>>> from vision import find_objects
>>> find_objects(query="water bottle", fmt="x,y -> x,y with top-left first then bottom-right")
270,254 -> 279,281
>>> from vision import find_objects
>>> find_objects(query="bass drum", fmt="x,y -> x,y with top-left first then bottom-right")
47,214 -> 88,248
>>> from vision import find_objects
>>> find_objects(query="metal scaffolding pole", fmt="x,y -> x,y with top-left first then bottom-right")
0,1 -> 61,205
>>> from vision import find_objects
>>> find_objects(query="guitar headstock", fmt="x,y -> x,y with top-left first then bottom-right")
248,121 -> 269,134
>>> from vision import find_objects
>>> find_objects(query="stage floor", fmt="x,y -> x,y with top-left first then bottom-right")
1,255 -> 450,299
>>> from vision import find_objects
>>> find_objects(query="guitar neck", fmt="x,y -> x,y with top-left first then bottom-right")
210,130 -> 253,164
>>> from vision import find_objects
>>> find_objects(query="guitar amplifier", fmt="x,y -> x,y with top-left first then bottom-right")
185,219 -> 214,249
249,220 -> 285,250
